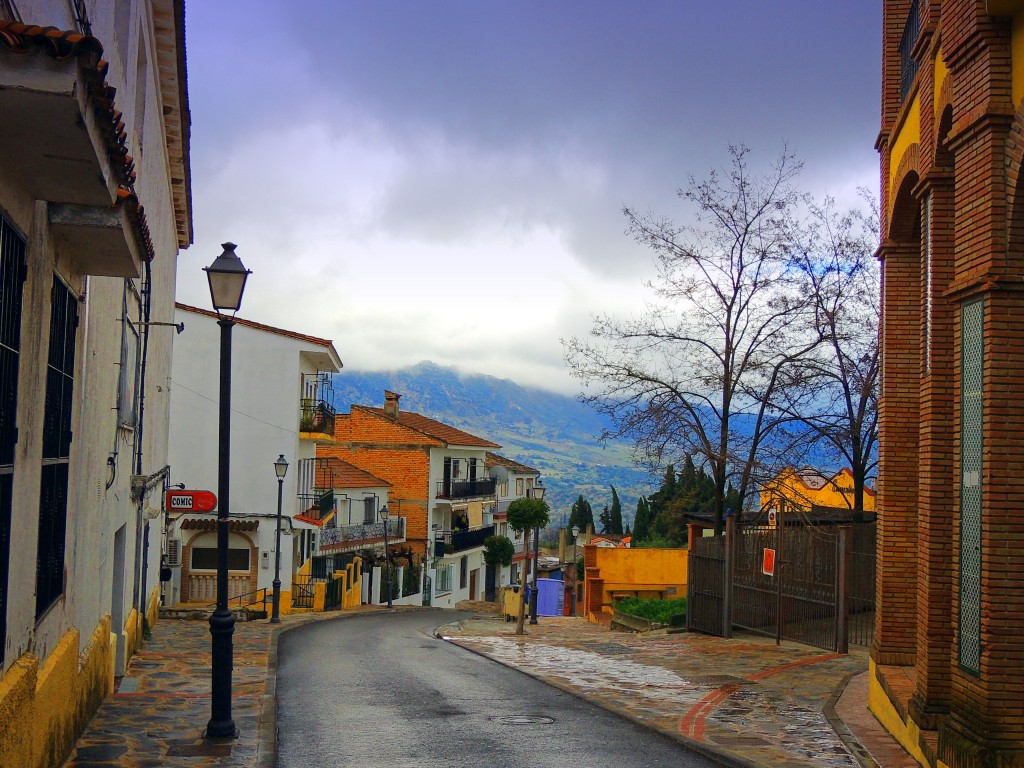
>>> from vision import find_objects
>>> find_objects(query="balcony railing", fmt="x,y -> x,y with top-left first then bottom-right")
435,524 -> 495,554
300,398 -> 336,436
436,477 -> 497,500
319,517 -> 405,549
899,0 -> 920,103
298,490 -> 336,521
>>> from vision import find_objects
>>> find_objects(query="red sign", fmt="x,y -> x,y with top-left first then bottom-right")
165,490 -> 217,512
762,548 -> 776,576
767,509 -> 777,527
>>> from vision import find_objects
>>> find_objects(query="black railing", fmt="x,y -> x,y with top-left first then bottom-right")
319,517 -> 405,549
298,490 -> 335,521
441,524 -> 494,553
300,398 -> 336,435
436,478 -> 497,499
203,587 -> 268,614
899,0 -> 920,103
292,579 -> 315,608
325,576 -> 343,609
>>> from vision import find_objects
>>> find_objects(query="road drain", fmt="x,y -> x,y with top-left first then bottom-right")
491,715 -> 554,725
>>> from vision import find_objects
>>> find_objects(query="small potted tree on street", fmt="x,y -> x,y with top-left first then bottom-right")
506,495 -> 550,636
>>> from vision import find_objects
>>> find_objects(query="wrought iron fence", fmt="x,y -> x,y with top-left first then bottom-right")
687,533 -> 729,637
300,398 -> 336,435
437,478 -> 497,499
688,519 -> 876,654
319,517 -> 405,549
847,523 -> 877,647
292,577 -> 315,608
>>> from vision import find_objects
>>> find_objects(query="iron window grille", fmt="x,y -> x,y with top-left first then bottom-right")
36,276 -> 78,618
0,214 -> 26,662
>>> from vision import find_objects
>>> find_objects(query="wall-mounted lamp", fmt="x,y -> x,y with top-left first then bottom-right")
139,321 -> 185,334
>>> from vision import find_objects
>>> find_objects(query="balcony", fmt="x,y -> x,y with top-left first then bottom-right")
319,517 -> 406,551
298,490 -> 336,521
435,524 -> 495,554
300,398 -> 336,436
436,478 -> 497,500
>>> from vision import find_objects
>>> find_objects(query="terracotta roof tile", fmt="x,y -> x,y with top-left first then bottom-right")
175,303 -> 337,349
358,406 -> 499,448
319,458 -> 391,489
485,452 -> 538,474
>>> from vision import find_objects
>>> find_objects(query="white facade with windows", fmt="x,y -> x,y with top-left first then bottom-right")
165,305 -> 341,605
0,2 -> 191,764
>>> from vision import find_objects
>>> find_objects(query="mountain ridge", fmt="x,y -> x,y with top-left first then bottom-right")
329,362 -> 653,523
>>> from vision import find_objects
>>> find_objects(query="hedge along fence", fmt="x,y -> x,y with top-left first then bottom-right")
614,596 -> 687,628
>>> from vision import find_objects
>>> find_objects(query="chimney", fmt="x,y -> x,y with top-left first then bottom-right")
384,390 -> 401,418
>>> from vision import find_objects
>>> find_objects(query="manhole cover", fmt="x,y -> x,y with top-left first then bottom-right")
491,715 -> 554,725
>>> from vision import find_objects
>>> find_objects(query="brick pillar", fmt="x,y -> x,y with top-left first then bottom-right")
911,171 -> 956,726
874,239 -> 921,667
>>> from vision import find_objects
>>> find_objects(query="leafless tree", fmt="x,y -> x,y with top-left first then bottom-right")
564,145 -> 822,534
778,195 -> 880,514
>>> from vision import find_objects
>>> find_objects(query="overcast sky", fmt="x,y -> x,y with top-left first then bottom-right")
178,2 -> 881,395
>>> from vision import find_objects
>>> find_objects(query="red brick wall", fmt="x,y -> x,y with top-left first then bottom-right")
318,409 -> 442,559
879,1 -> 1024,763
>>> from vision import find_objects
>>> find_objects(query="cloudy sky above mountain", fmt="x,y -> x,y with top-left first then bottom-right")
177,2 -> 881,394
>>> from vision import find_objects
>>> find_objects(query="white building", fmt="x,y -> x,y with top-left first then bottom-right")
486,452 -> 541,592
0,2 -> 190,765
166,304 -> 342,607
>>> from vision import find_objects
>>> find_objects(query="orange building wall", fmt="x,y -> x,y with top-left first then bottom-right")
319,409 -> 441,556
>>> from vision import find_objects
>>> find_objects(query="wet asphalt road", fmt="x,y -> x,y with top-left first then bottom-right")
276,609 -> 720,768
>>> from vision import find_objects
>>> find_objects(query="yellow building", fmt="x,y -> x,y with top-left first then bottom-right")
761,467 -> 876,517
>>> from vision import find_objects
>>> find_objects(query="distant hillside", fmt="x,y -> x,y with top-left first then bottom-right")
329,362 -> 655,525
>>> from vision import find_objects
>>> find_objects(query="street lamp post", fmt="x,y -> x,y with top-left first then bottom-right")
528,480 -> 546,625
204,242 -> 250,741
271,454 -> 288,623
571,524 -> 580,616
380,505 -> 393,608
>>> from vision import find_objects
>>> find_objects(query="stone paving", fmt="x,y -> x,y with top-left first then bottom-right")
55,606 -> 916,768
442,614 -> 902,768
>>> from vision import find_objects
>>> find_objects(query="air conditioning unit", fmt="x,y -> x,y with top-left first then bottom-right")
166,537 -> 182,567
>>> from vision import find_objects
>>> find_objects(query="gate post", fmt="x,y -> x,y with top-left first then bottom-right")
724,512 -> 735,638
836,525 -> 849,654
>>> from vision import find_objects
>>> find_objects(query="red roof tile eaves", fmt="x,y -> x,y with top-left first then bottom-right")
175,303 -> 336,348
485,451 -> 538,474
358,406 -> 499,448
0,21 -> 155,262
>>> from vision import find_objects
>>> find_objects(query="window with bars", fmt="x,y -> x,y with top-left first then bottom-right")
0,214 -> 26,662
460,556 -> 468,589
959,299 -> 983,673
36,276 -> 78,619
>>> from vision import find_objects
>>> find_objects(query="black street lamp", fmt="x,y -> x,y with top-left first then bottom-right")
380,505 -> 393,608
271,454 -> 288,623
204,242 -> 250,741
529,480 -> 546,625
571,524 -> 580,616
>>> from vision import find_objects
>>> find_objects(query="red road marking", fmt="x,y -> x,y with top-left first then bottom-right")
678,651 -> 843,741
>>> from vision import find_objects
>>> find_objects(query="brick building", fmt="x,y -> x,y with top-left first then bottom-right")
318,391 -> 500,607
875,2 -> 1024,766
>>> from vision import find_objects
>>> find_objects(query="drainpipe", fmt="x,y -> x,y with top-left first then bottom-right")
132,258 -> 153,635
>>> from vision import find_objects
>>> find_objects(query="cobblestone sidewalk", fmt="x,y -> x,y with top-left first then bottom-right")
442,614 -> 916,768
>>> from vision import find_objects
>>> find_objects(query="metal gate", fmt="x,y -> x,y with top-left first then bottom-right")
734,523 -> 843,652
686,526 -> 731,637
687,517 -> 876,653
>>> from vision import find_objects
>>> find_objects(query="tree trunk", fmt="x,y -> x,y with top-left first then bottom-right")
514,528 -> 530,635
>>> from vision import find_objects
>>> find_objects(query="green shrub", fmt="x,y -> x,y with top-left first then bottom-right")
614,596 -> 687,625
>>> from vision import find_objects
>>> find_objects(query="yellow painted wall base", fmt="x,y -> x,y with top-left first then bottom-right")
867,659 -> 951,768
0,617 -> 114,768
